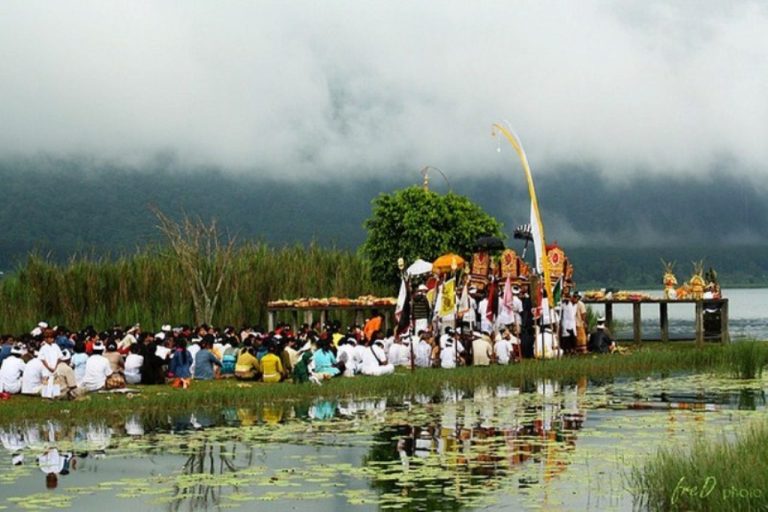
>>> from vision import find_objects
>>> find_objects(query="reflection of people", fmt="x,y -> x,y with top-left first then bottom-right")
38,447 -> 73,489
588,317 -> 616,353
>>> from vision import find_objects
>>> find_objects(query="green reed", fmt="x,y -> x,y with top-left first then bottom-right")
629,419 -> 768,512
0,243 -> 384,334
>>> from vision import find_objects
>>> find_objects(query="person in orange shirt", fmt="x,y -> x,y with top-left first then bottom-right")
363,310 -> 384,342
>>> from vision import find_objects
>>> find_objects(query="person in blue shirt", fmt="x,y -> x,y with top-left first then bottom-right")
193,335 -> 221,380
312,335 -> 340,379
0,336 -> 13,366
54,328 -> 75,351
168,338 -> 193,388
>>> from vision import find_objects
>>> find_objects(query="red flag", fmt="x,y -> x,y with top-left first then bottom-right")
486,279 -> 497,323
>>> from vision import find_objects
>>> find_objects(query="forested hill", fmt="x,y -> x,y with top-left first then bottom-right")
1,156 -> 767,287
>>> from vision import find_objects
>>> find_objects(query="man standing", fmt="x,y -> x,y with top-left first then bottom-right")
560,295 -> 578,354
411,285 -> 432,335
574,293 -> 588,353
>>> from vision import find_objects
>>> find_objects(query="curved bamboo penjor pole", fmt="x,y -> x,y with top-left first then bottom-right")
491,123 -> 554,307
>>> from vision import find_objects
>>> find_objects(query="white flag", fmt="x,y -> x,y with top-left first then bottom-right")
394,278 -> 407,323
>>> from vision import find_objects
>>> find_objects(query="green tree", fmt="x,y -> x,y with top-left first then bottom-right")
363,186 -> 504,287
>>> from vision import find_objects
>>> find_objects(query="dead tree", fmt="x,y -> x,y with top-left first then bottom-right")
151,206 -> 236,325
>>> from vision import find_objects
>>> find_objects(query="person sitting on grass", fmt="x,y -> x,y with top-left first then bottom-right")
234,339 -> 260,380
260,342 -> 285,383
81,341 -> 113,392
312,334 -> 340,380
193,335 -> 221,381
0,344 -> 26,394
292,346 -> 314,384
21,349 -> 49,395
71,341 -> 88,386
588,317 -> 616,354
53,350 -> 79,399
124,343 -> 144,385
169,338 -> 193,388
360,337 -> 395,376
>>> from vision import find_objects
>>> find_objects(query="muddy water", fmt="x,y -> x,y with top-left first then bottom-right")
1,375 -> 766,511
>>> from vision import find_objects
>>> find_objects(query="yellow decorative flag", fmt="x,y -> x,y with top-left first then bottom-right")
439,278 -> 456,317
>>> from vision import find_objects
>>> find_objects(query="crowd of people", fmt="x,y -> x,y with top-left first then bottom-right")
0,286 -> 615,400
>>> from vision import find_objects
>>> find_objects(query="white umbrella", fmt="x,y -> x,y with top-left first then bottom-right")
407,259 -> 433,276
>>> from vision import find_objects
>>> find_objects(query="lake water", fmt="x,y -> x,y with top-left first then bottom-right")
1,375 -> 766,511
591,288 -> 768,341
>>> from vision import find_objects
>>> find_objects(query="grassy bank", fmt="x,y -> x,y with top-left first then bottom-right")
2,342 -> 766,426
0,243 -> 383,334
629,419 -> 768,511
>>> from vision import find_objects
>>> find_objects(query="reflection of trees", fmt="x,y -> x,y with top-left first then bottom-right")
168,441 -> 254,512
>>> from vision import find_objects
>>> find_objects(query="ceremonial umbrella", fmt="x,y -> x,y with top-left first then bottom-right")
432,253 -> 466,273
406,259 -> 433,276
474,235 -> 505,252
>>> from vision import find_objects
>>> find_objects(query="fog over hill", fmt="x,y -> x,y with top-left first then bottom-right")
2,156 -> 766,286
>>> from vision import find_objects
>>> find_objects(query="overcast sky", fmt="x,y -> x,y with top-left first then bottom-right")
1,1 -> 767,180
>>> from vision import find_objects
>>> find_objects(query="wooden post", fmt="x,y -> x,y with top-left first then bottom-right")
268,310 -> 275,332
660,302 -> 669,343
720,299 -> 730,344
292,310 -> 299,332
320,310 -> 327,328
604,303 -> 613,327
355,309 -> 364,327
633,302 -> 642,344
304,310 -> 314,327
695,301 -> 704,347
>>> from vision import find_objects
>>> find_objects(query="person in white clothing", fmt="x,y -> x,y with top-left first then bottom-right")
117,325 -> 140,352
81,343 -> 113,392
413,331 -> 433,368
440,338 -> 458,369
388,335 -> 411,367
535,326 -> 562,360
187,339 -> 201,377
38,330 -> 63,374
0,345 -> 26,394
360,340 -> 395,376
123,344 -> 144,385
494,333 -> 513,365
560,296 -> 578,353
477,296 -> 495,334
511,287 -> 524,334
21,356 -> 49,395
336,338 -> 357,377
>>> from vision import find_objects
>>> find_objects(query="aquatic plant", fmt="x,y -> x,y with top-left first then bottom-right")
726,340 -> 768,379
629,419 -> 768,511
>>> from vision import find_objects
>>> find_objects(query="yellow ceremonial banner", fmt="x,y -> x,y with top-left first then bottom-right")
439,278 -> 456,317
492,123 -> 554,307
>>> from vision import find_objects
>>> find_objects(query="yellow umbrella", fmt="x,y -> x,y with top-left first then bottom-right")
432,253 -> 465,273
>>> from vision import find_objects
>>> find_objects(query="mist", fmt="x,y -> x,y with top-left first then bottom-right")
1,1 -> 767,180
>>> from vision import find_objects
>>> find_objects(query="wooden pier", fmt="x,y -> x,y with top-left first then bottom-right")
582,298 -> 730,345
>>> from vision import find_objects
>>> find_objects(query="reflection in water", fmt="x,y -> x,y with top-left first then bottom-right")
0,374 -> 766,512
364,380 -> 588,511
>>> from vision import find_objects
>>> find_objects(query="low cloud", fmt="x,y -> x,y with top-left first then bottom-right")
0,1 -> 766,179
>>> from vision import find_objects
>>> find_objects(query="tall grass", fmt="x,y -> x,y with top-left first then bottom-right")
726,341 -> 768,379
629,420 -> 768,512
0,243 -> 385,334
